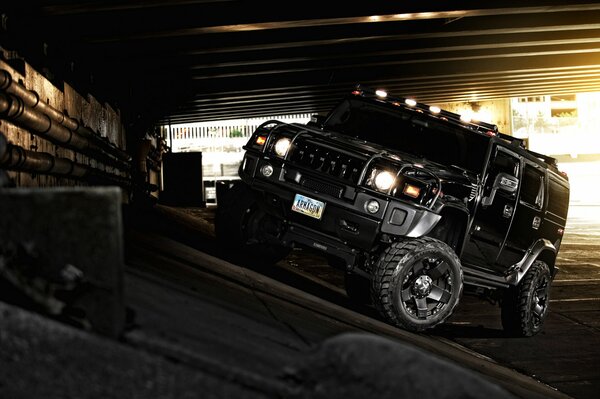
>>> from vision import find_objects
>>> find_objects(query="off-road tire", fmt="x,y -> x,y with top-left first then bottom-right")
371,237 -> 463,332
215,182 -> 289,266
501,260 -> 552,337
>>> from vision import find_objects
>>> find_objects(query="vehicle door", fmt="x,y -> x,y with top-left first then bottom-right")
462,145 -> 520,274
499,160 -> 546,268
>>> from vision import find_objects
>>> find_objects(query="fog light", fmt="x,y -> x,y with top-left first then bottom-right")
261,164 -> 274,177
365,200 -> 380,214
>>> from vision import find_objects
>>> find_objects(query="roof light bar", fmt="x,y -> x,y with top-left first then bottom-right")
351,85 -> 563,168
352,84 -> 502,135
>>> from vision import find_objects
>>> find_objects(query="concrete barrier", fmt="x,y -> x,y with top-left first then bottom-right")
0,187 -> 125,337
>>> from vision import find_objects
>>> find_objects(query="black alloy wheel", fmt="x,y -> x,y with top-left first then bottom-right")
372,237 -> 463,332
501,260 -> 552,337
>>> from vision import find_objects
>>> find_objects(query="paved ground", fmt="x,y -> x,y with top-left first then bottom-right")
154,202 -> 600,399
6,205 -> 527,399
120,209 -> 562,399
1,201 -> 596,398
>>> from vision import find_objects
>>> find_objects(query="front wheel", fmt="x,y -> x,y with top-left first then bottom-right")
371,237 -> 463,332
501,260 -> 552,337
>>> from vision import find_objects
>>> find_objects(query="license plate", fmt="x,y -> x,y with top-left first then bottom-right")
291,194 -> 325,220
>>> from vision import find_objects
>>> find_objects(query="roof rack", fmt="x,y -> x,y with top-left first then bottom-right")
500,132 -> 526,149
528,149 -> 559,169
353,84 -> 563,169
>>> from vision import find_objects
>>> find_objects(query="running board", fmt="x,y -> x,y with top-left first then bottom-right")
463,266 -> 510,289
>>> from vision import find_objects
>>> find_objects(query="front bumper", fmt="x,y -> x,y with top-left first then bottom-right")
240,153 -> 441,261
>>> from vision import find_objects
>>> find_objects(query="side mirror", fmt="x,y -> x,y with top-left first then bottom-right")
481,172 -> 519,207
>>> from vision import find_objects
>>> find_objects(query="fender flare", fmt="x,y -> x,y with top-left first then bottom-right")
505,238 -> 556,285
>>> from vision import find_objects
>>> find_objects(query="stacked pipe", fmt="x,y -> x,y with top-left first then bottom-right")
0,69 -> 131,187
0,133 -> 130,187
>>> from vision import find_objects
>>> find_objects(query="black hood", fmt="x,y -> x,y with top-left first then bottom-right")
290,123 -> 478,187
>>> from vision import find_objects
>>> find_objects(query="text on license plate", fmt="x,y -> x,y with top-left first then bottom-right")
291,194 -> 325,220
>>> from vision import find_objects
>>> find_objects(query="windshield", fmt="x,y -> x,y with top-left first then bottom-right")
324,98 -> 490,174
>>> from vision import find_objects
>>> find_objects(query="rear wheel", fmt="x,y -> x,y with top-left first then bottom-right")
371,237 -> 463,332
501,260 -> 551,337
215,182 -> 289,266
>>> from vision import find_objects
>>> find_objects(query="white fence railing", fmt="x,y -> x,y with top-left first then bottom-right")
161,114 -> 312,152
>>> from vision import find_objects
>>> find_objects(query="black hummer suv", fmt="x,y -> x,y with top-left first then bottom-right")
216,85 -> 570,336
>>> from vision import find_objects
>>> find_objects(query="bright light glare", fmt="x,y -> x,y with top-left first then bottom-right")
274,138 -> 291,157
375,89 -> 388,98
374,170 -> 396,191
429,106 -> 441,114
405,99 -> 417,107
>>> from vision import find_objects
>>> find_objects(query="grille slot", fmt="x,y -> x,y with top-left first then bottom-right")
469,183 -> 478,201
300,177 -> 344,198
289,139 -> 365,184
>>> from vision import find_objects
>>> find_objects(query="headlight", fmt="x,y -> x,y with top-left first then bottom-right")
374,170 -> 396,191
274,138 -> 292,157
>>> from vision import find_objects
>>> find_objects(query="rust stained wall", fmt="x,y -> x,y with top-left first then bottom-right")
0,56 -> 127,188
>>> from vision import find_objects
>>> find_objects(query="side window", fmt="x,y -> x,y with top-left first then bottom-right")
547,176 -> 570,218
521,164 -> 545,209
490,148 -> 520,178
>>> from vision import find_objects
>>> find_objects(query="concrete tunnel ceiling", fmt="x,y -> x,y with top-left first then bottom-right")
4,1 -> 600,127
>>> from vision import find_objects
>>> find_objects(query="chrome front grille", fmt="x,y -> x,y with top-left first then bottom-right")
288,139 -> 365,184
